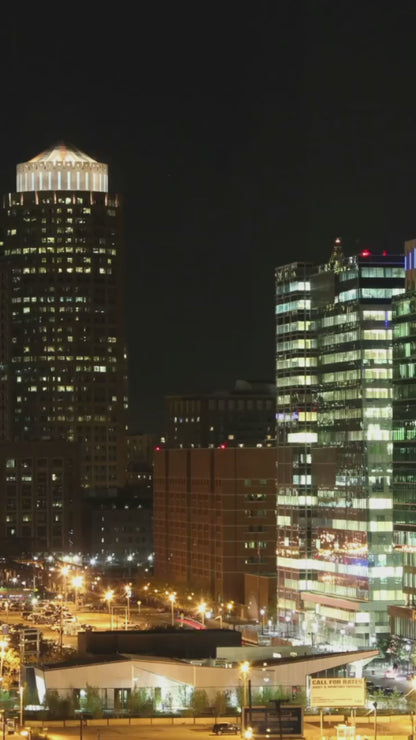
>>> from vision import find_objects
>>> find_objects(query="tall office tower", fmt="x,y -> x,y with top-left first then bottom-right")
275,260 -> 319,621
0,144 -> 128,494
389,239 -> 416,639
276,247 -> 405,648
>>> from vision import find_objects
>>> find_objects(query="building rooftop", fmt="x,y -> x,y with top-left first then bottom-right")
28,143 -> 97,164
16,142 -> 108,193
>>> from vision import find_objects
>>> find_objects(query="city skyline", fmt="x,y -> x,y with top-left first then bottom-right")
1,4 -> 416,432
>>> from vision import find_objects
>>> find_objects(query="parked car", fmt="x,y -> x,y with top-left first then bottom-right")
213,724 -> 240,735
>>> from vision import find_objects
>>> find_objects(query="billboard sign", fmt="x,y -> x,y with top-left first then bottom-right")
243,705 -> 303,737
310,678 -> 366,708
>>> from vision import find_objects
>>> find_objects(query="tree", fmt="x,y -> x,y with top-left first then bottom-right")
189,689 -> 210,715
212,690 -> 231,717
45,690 -> 75,719
79,685 -> 103,717
1,647 -> 20,690
127,688 -> 153,716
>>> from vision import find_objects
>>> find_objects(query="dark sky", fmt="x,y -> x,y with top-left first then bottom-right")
1,2 -> 416,432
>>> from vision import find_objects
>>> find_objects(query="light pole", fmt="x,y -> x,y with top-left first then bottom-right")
198,602 -> 206,626
61,565 -> 70,604
58,594 -> 64,650
72,575 -> 83,611
240,661 -> 250,732
19,685 -> 24,728
285,615 -> 290,636
260,608 -> 266,634
125,585 -> 132,627
373,701 -> 378,740
169,593 -> 175,626
104,589 -> 114,629
137,600 -> 141,615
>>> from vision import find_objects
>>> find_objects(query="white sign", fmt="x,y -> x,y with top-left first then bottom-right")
310,678 -> 366,707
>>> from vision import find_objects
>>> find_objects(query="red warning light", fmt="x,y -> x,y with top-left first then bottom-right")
382,250 -> 388,256
155,446 -> 161,451
219,443 -> 227,450
361,249 -> 371,257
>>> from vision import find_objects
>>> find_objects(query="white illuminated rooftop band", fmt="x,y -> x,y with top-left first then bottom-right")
16,143 -> 108,193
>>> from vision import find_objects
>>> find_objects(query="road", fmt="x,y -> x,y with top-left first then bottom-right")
21,715 -> 416,740
41,726 -> 218,740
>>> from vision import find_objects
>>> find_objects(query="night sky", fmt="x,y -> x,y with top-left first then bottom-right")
1,3 -> 416,433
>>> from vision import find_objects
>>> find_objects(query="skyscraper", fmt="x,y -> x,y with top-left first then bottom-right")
0,144 -> 128,495
389,239 -> 416,638
276,246 -> 405,647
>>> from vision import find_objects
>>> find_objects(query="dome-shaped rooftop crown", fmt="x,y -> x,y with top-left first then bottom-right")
16,142 -> 108,192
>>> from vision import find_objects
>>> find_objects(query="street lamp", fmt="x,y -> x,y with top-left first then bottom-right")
169,593 -> 175,626
72,575 -> 83,611
104,589 -> 114,629
260,608 -> 266,634
240,660 -> 250,732
198,602 -> 207,626
19,685 -> 24,728
240,661 -> 250,705
57,594 -> 64,649
125,585 -> 132,627
61,565 -> 70,604
285,615 -> 290,636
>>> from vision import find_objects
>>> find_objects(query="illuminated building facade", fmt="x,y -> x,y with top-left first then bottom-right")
389,240 -> 416,636
276,246 -> 405,648
275,261 -> 319,619
0,144 -> 128,496
275,243 -> 343,620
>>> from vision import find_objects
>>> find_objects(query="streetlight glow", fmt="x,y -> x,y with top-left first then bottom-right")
240,660 -> 250,725
104,589 -> 114,629
198,602 -> 207,626
169,593 -> 175,626
71,575 -> 83,610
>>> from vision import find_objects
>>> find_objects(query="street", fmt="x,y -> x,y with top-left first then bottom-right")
20,715 -> 416,740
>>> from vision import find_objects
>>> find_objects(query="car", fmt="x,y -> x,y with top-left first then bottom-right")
213,724 -> 240,735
